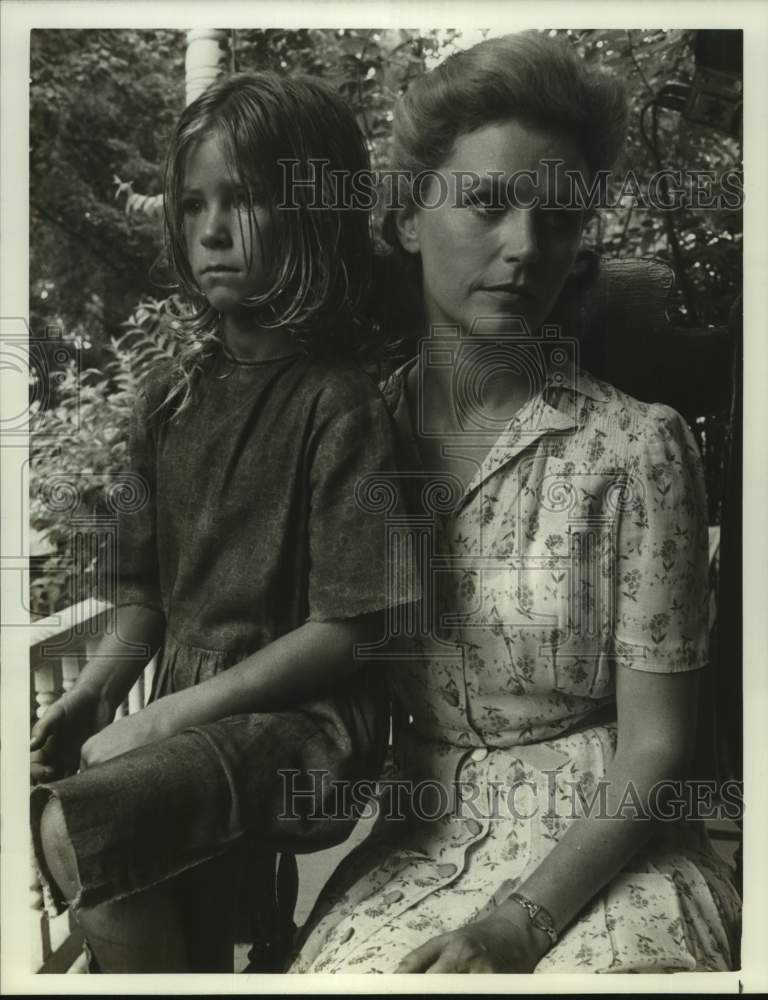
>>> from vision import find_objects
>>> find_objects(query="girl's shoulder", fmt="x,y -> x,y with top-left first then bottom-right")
295,356 -> 388,419
132,363 -> 177,428
378,358 -> 414,414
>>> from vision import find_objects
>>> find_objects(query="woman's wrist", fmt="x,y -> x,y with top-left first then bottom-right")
493,894 -> 557,960
481,902 -> 553,965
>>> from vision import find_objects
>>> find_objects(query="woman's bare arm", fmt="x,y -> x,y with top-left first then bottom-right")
500,665 -> 699,947
397,664 -> 699,972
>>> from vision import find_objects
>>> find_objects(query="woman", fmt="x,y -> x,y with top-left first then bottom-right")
288,33 -> 741,974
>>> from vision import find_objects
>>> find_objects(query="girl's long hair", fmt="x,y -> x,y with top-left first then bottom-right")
160,71 -> 378,416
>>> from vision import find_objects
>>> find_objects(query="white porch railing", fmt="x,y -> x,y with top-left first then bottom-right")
30,599 -> 155,974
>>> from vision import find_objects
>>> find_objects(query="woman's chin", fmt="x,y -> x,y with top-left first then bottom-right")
462,307 -> 546,338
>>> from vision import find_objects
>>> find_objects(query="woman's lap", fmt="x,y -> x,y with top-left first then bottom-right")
290,725 -> 741,975
292,841 -> 740,974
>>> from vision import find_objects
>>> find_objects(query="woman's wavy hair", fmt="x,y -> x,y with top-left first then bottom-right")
160,71 -> 377,415
375,31 -> 629,346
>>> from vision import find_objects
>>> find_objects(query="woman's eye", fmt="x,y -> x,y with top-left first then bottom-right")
540,208 -> 582,232
466,192 -> 505,216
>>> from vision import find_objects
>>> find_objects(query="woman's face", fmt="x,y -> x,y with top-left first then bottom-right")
400,119 -> 589,335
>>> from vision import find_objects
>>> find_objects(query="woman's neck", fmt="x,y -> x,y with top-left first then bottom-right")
220,310 -> 297,363
412,343 -> 533,431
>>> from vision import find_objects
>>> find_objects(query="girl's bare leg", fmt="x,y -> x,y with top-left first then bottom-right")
39,797 -> 236,972
171,850 -> 237,972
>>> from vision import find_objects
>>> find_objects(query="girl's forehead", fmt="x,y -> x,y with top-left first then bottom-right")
182,131 -> 244,184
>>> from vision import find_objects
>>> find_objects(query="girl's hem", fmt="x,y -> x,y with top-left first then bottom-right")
30,784 -> 83,919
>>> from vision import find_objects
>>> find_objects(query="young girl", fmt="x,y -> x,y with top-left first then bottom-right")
29,72 -> 411,973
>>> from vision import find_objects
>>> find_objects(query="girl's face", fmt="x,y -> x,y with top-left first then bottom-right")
181,133 -> 271,314
399,119 -> 589,335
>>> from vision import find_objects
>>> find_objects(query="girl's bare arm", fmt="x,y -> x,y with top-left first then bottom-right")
30,605 -> 165,780
78,613 -> 382,767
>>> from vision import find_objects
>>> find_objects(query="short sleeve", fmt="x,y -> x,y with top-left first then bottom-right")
94,388 -> 163,615
306,390 -> 416,622
612,404 -> 709,673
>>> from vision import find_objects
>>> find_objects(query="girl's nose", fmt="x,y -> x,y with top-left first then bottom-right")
499,208 -> 540,264
200,206 -> 232,249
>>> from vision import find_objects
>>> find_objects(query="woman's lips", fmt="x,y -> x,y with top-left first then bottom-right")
481,284 -> 535,299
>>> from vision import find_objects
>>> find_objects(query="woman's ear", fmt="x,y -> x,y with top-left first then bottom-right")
395,206 -> 421,255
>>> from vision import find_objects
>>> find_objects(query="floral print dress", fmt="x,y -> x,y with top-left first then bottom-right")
289,363 -> 741,974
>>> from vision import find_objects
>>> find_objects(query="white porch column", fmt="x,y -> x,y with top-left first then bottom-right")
185,29 -> 229,106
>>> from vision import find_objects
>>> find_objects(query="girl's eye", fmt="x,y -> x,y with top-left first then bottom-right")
181,197 -> 203,216
239,184 -> 268,209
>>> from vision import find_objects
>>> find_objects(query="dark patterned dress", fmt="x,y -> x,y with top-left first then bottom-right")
31,350 -> 412,934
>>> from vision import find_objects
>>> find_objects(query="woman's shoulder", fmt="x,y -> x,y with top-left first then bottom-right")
574,369 -> 696,457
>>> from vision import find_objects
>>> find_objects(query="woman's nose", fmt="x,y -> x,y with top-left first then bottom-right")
499,208 -> 540,264
200,206 -> 232,249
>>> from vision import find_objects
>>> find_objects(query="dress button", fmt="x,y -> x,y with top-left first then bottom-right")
470,747 -> 489,762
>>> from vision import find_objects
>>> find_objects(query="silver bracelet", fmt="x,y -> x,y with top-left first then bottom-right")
503,891 -> 558,946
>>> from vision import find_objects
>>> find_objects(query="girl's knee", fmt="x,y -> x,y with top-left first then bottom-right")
39,797 -> 80,903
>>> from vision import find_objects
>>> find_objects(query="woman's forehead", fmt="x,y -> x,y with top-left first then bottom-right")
444,119 -> 588,178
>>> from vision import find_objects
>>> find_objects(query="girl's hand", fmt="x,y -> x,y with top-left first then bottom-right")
79,701 -> 170,769
395,909 -> 551,974
30,686 -> 114,785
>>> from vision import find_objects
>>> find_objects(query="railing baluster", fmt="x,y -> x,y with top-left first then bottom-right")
61,654 -> 81,694
145,654 -> 156,708
30,845 -> 45,972
33,656 -> 62,722
48,910 -> 71,954
128,673 -> 144,716
29,602 -> 111,974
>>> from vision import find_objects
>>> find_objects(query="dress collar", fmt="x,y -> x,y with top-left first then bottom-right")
382,358 -> 612,504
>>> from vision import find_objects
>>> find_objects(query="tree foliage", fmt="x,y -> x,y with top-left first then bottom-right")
560,28 -> 741,325
30,29 -> 184,351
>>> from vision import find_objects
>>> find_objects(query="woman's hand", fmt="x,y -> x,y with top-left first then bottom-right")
30,685 -> 114,784
78,700 -> 172,769
394,909 -> 551,974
